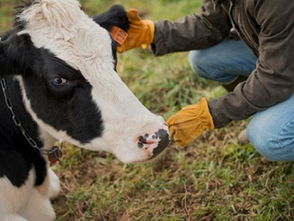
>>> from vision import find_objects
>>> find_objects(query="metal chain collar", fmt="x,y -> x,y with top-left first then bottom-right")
0,78 -> 50,155
0,37 -> 62,163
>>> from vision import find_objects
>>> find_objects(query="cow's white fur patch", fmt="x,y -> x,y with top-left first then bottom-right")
0,171 -> 34,215
1,215 -> 29,221
17,0 -> 166,163
48,168 -> 60,200
19,187 -> 55,221
0,169 -> 55,221
18,0 -> 113,69
0,161 -> 57,221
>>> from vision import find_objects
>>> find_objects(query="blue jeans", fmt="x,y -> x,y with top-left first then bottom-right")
189,40 -> 294,161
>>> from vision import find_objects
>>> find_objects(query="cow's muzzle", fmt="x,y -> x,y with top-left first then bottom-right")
137,128 -> 170,158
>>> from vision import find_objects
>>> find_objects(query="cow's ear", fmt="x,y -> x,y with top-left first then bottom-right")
93,5 -> 129,32
0,34 -> 32,77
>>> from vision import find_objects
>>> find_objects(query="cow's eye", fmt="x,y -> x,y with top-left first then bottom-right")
48,76 -> 73,96
52,77 -> 68,86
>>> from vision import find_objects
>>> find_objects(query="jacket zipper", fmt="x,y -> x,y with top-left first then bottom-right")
228,0 -> 240,36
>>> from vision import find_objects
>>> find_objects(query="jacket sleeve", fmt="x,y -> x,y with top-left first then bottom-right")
151,0 -> 231,56
209,0 -> 294,128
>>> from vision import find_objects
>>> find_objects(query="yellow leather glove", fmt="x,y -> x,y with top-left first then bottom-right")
167,98 -> 215,148
117,9 -> 154,53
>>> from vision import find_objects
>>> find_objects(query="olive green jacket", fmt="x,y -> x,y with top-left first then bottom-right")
152,0 -> 294,128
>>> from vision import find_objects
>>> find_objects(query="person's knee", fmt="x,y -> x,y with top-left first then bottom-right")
188,50 -> 235,83
248,116 -> 294,161
188,50 -> 210,78
247,123 -> 278,161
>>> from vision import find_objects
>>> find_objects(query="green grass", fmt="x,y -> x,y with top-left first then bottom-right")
1,0 -> 293,220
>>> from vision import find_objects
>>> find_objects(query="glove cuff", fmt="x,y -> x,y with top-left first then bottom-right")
200,97 -> 215,130
145,20 -> 155,45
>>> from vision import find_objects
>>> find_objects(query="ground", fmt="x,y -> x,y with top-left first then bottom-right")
0,0 -> 293,220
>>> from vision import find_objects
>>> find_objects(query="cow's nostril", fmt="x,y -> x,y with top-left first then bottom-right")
137,134 -> 156,149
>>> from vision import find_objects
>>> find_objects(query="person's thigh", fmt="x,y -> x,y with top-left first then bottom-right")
247,94 -> 294,161
188,39 -> 257,83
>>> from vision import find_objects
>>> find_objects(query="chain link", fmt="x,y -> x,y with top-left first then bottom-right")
1,78 -> 49,155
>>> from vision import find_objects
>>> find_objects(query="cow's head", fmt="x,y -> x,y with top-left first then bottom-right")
0,0 -> 170,163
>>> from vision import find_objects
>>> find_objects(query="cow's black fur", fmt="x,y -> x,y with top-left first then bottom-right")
0,5 -> 129,187
0,77 -> 46,187
93,5 -> 129,33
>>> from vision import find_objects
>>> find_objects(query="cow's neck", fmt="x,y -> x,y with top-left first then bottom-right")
0,76 -> 52,186
0,76 -> 45,152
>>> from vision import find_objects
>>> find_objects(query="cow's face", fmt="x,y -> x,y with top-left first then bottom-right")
0,0 -> 170,163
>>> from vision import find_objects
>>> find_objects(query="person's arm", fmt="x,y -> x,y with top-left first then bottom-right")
209,0 -> 294,128
168,0 -> 294,147
118,0 -> 231,54
152,0 -> 231,56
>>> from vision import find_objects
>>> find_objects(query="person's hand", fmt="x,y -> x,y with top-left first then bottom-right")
117,9 -> 154,53
167,98 -> 215,148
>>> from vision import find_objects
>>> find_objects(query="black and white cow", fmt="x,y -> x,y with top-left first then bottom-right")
0,0 -> 170,220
